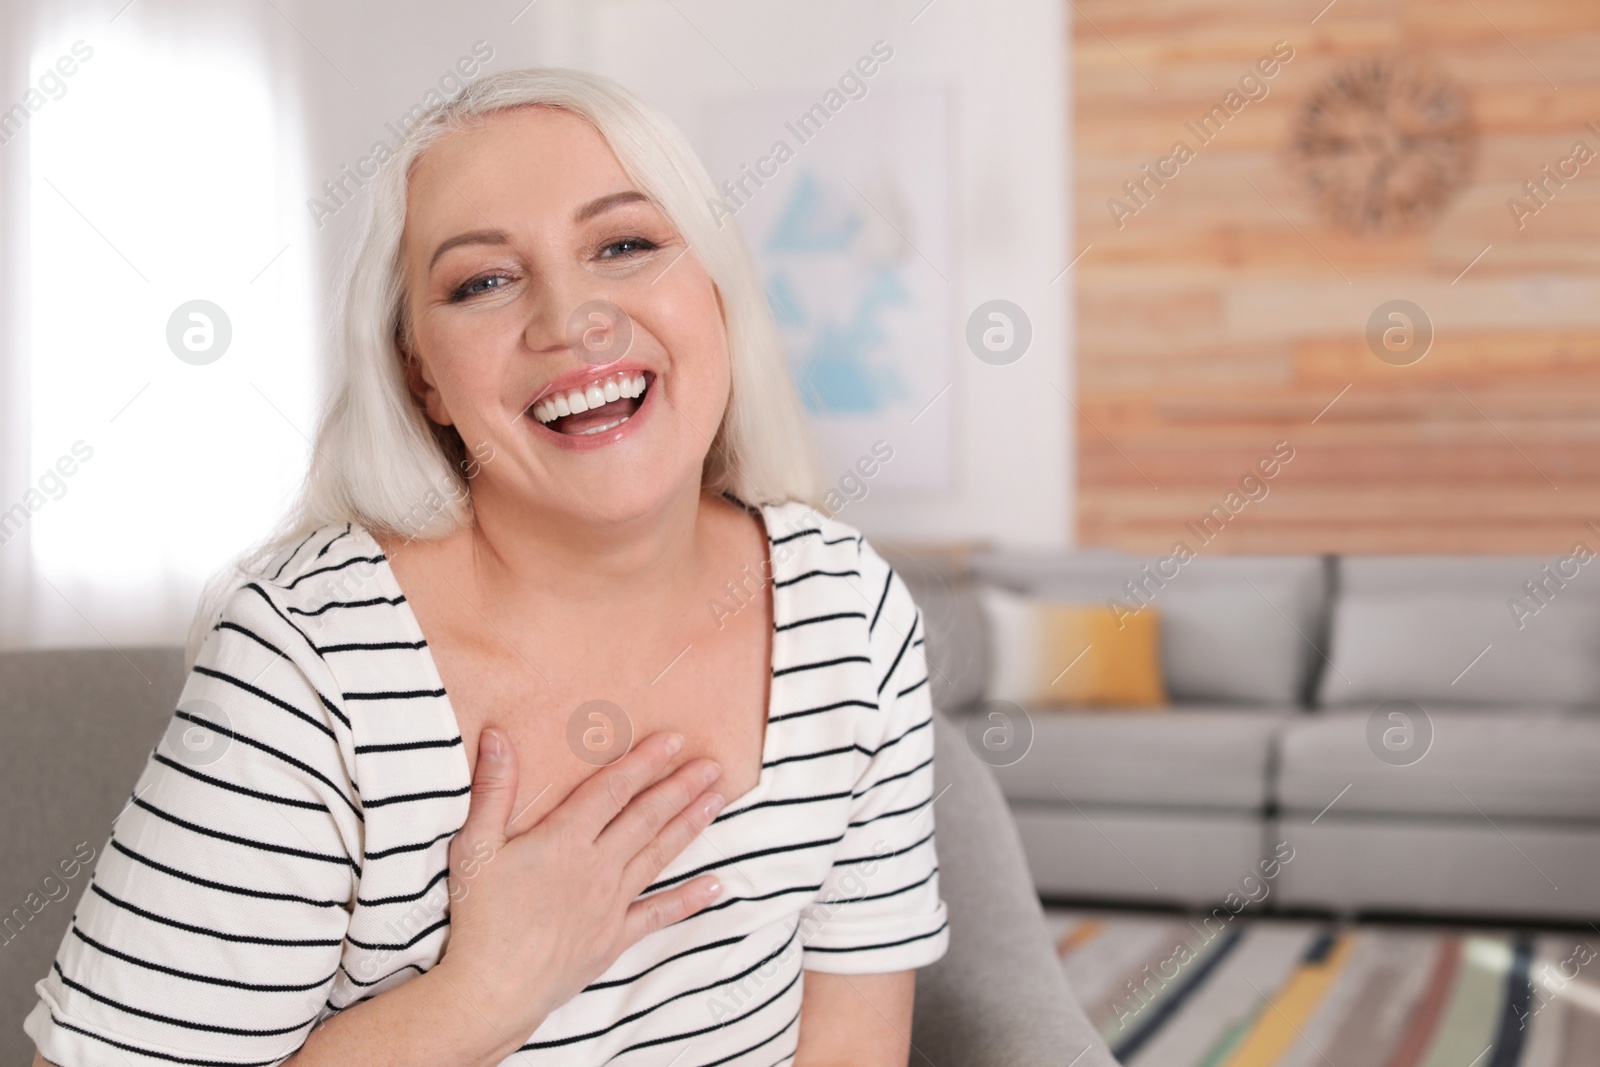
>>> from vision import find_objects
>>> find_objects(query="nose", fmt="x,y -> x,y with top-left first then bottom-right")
520,261 -> 622,360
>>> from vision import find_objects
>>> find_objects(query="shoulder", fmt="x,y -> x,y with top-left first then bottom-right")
206,523 -> 393,674
757,500 -> 923,656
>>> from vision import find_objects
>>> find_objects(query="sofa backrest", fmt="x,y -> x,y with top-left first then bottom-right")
969,550 -> 1331,707
0,647 -> 187,1067
1318,555 -> 1600,708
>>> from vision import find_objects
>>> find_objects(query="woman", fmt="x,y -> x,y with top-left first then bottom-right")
26,68 -> 947,1067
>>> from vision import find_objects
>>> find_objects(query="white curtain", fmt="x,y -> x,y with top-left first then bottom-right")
2,0 -> 317,648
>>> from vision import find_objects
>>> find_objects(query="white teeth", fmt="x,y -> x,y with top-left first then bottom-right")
531,372 -> 649,424
576,416 -> 629,435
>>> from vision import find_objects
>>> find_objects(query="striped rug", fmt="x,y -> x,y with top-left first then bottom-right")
1045,909 -> 1600,1066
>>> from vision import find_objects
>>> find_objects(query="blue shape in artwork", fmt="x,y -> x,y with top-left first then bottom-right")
767,169 -> 860,253
766,271 -> 805,329
793,265 -> 910,414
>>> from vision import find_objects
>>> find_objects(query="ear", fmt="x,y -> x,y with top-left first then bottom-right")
399,336 -> 454,427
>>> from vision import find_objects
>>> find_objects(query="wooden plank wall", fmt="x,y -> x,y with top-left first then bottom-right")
1073,0 -> 1600,553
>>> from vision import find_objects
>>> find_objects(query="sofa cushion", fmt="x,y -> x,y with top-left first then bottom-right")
0,648 -> 187,1067
972,550 -> 1328,706
987,706 -> 1294,810
978,586 -> 1167,707
1277,707 -> 1600,821
1317,556 -> 1600,708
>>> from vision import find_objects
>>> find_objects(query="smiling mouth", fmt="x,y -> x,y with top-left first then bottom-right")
529,371 -> 650,436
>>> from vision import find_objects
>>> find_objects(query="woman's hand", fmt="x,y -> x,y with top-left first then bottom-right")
435,727 -> 728,1049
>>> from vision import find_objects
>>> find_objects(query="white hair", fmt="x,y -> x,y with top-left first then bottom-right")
188,67 -> 821,662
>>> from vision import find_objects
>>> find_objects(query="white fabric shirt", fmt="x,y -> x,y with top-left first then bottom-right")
26,500 -> 949,1066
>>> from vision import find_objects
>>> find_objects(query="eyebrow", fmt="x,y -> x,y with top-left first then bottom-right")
427,191 -> 652,270
429,229 -> 508,269
573,190 -> 650,223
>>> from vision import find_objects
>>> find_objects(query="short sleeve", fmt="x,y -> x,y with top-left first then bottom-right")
800,542 -> 950,974
24,584 -> 361,1067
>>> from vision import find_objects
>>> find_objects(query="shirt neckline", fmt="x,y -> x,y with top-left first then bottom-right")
351,501 -> 786,818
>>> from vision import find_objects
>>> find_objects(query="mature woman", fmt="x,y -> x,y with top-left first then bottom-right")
26,69 -> 946,1067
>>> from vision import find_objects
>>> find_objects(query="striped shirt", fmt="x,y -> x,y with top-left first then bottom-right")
25,500 -> 949,1066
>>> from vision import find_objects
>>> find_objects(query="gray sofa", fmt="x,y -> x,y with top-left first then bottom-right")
893,547 -> 1600,925
0,647 -> 1117,1067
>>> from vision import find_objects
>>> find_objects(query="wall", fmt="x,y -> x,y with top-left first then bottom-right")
1074,0 -> 1600,553
291,0 -> 1074,550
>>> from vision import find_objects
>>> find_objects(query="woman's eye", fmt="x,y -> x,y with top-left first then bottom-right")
598,236 -> 658,259
451,274 -> 512,301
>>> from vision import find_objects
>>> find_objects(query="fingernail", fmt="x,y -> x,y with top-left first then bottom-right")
665,733 -> 684,756
482,729 -> 504,762
703,761 -> 722,784
705,878 -> 722,899
702,793 -> 725,819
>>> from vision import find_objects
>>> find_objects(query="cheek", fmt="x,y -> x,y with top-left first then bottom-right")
643,272 -> 730,401
414,308 -> 523,416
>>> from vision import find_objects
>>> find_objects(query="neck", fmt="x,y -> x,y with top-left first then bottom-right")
462,478 -> 713,616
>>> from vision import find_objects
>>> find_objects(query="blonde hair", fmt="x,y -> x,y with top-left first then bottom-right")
188,67 -> 821,661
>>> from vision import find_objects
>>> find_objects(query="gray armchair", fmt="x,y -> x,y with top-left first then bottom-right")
1,648 -> 1115,1066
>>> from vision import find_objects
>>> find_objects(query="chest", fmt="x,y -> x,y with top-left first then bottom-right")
425,599 -> 773,835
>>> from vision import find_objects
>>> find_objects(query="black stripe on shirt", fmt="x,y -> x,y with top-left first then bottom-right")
522,924 -> 802,1051
172,708 -> 362,821
833,827 -> 935,867
769,527 -> 822,546
72,925 -> 336,993
775,610 -> 865,633
773,568 -> 860,588
364,827 -> 457,861
287,595 -> 407,618
110,837 -> 346,909
877,616 -> 919,696
772,654 -> 869,678
319,639 -> 428,654
362,783 -> 471,809
192,664 -> 337,742
647,834 -> 844,893
768,698 -> 876,724
270,530 -> 319,582
354,736 -> 462,754
90,882 -> 344,948
357,866 -> 448,908
44,1012 -> 288,1067
132,795 -> 357,872
897,675 -> 930,699
152,752 -> 330,812
313,523 -> 352,560
868,568 -> 894,634
285,553 -> 383,590
802,919 -> 949,955
853,754 -> 933,799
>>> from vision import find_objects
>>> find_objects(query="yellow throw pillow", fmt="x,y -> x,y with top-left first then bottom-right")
979,586 -> 1167,708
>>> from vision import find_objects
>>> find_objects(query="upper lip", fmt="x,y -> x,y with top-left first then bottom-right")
523,359 -> 655,412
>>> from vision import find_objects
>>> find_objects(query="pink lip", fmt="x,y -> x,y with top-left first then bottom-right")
523,367 -> 658,453
522,359 -> 655,412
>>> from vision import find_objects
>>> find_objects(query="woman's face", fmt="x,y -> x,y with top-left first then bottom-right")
400,105 -> 729,529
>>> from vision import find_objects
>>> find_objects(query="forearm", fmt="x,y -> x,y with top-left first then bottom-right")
283,958 -> 540,1067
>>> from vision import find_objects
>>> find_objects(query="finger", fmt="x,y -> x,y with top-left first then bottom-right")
619,786 -> 727,900
621,875 -> 725,944
561,731 -> 683,841
456,728 -> 519,853
598,755 -> 720,854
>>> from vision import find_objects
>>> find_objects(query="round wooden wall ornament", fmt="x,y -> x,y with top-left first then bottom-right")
1291,57 -> 1477,233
